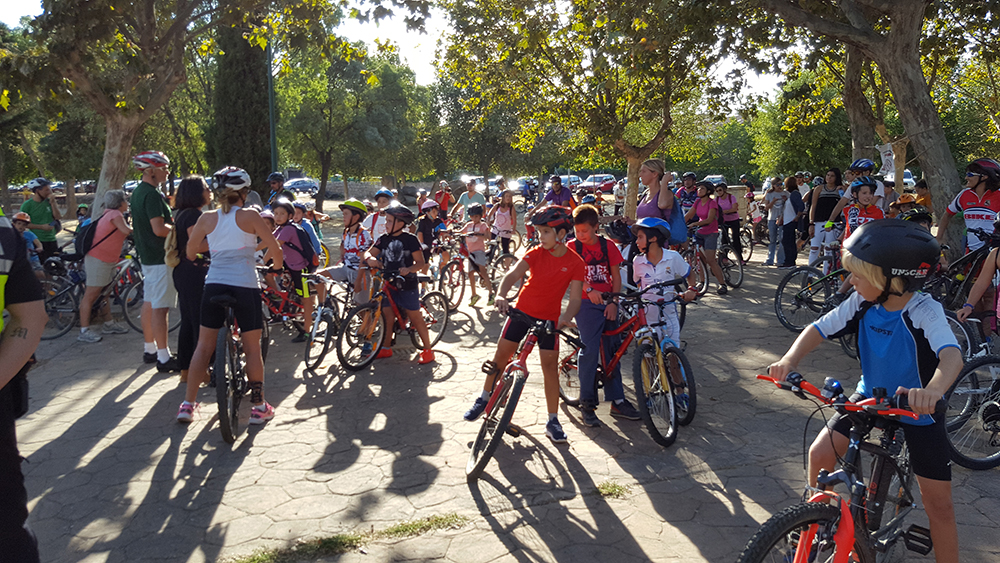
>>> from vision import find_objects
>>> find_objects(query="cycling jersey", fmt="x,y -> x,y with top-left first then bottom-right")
674,186 -> 698,213
945,188 -> 1000,251
842,203 -> 884,240
341,227 -> 373,269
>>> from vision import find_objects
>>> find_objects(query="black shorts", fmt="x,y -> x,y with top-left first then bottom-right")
200,284 -> 263,332
500,309 -> 557,351
827,394 -> 951,481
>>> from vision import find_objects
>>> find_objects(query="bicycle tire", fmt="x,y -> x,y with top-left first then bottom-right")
438,260 -> 466,312
467,371 -> 524,480
487,252 -> 518,293
944,355 -> 1000,470
558,328 -> 581,407
944,309 -> 982,360
122,280 -> 182,333
335,302 -> 384,371
663,345 -> 696,426
410,291 -> 449,349
840,331 -> 859,360
632,341 -> 678,447
215,326 -> 244,444
866,430 -> 912,563
683,249 -> 709,296
260,302 -> 271,365
718,244 -> 744,288
319,241 -> 331,268
735,502 -> 875,563
774,266 -> 830,332
509,230 -> 522,254
739,227 -> 753,263
305,308 -> 335,370
40,279 -> 79,340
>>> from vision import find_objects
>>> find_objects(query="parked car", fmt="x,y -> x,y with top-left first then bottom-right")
545,175 -> 583,191
885,168 -> 916,188
285,177 -> 319,195
579,174 -> 617,193
703,175 -> 728,186
76,180 -> 97,193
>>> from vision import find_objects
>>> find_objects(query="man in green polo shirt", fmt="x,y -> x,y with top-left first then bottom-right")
19,177 -> 62,260
130,150 -> 179,372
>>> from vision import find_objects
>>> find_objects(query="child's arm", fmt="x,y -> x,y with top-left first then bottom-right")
899,346 -> 962,415
31,238 -> 43,251
402,249 -> 425,275
956,247 -> 998,322
365,245 -> 382,269
494,258 -> 530,315
767,325 -> 825,382
558,281 -> 584,329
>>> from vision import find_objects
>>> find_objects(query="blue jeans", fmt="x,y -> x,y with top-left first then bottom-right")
576,300 -> 624,407
766,219 -> 784,265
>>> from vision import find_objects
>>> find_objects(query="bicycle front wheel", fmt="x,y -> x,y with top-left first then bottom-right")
558,328 -> 581,407
40,279 -> 79,340
410,291 -> 449,349
467,372 -> 524,480
438,260 -> 466,312
305,308 -> 335,370
215,326 -> 244,444
632,341 -> 678,447
736,502 -> 874,563
774,266 -> 830,332
945,355 -> 1000,470
719,244 -> 744,288
335,302 -> 384,371
944,309 -> 982,360
663,345 -> 696,426
319,242 -> 331,267
739,226 -> 753,263
122,280 -> 182,333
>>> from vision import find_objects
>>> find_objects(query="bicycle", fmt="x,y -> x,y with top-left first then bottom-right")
680,235 -> 709,296
774,266 -> 849,332
738,373 -> 947,563
436,234 -> 520,311
922,227 -> 997,310
556,279 -> 696,447
335,269 -> 450,371
212,294 -> 251,444
943,354 -> 1000,470
303,275 -> 355,371
720,216 -> 751,267
466,308 -> 585,480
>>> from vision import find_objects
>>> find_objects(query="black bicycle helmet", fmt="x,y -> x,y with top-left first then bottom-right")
900,206 -> 933,226
384,201 -> 416,225
849,176 -> 878,196
604,219 -> 635,244
467,203 -> 484,216
682,172 -> 697,181
43,256 -> 67,277
968,158 -> 1000,186
844,219 -> 939,302
848,158 -> 876,172
549,175 -> 563,185
530,205 -> 573,232
271,197 -> 295,216
267,171 -> 284,183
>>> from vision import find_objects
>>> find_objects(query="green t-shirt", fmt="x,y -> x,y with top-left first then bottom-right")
19,197 -> 57,242
130,181 -> 173,265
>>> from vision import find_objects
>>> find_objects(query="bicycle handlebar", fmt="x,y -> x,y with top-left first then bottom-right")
507,308 -> 585,350
601,277 -> 687,302
756,373 -> 947,420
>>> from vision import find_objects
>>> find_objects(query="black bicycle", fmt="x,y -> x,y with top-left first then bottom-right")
212,294 -> 259,444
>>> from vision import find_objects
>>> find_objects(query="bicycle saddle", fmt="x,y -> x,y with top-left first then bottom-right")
209,295 -> 239,308
417,274 -> 432,283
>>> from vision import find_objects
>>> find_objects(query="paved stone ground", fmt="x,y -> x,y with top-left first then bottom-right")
21,225 -> 1000,562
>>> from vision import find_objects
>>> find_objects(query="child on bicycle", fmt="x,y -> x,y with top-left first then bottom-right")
364,202 -> 435,365
459,203 -> 494,307
315,199 -> 372,305
271,198 -> 315,343
768,219 -> 962,563
416,199 -> 447,294
570,204 -> 640,427
11,212 -> 44,277
487,189 -> 517,255
463,206 -> 584,443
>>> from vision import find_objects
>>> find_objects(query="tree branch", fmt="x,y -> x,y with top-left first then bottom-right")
758,0 -> 881,49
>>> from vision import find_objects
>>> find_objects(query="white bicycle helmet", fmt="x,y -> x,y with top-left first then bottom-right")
212,166 -> 252,191
26,177 -> 52,191
132,151 -> 171,170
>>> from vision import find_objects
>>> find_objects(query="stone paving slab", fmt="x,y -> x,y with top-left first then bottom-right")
19,245 -> 1000,563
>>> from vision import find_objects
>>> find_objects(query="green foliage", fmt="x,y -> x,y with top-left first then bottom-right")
39,100 -> 105,181
750,97 -> 851,178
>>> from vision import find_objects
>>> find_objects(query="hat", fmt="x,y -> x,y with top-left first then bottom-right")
889,194 -> 917,208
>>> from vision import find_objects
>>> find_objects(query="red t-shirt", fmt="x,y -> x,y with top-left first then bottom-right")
434,189 -> 451,213
514,245 -> 586,321
571,237 -> 623,298
843,203 -> 884,241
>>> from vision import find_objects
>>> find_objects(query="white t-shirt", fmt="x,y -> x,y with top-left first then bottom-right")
614,182 -> 626,204
362,209 -> 387,240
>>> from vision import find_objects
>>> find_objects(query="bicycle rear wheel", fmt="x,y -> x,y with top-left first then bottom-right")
319,242 -> 331,267
683,249 -> 708,296
739,226 -> 753,263
774,266 -> 830,332
632,341 -> 678,447
558,328 -> 581,407
410,291 -> 449,349
215,326 -> 244,444
509,230 -> 522,254
735,502 -> 874,563
40,279 -> 79,340
305,308 -> 335,370
122,280 -> 182,333
663,345 -> 696,426
438,260 -> 466,311
945,355 -> 1000,470
944,309 -> 982,360
335,302 -> 384,371
467,371 -> 524,480
719,244 -> 744,288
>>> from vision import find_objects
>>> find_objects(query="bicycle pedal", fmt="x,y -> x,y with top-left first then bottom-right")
505,423 -> 522,438
903,524 -> 933,555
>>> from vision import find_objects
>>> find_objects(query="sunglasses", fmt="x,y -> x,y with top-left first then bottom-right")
967,172 -> 983,178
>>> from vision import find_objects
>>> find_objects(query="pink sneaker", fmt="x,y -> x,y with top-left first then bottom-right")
177,402 -> 198,423
249,402 -> 275,425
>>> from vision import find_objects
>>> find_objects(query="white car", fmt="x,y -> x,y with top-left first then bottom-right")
885,169 -> 916,188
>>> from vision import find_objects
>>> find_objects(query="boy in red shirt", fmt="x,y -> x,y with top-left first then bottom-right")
570,205 -> 640,427
463,206 -> 584,443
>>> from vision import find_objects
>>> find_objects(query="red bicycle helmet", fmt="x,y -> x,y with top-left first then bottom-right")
968,158 -> 1000,184
132,151 -> 170,170
530,206 -> 573,232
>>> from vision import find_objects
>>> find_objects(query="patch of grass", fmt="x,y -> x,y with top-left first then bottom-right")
596,481 -> 631,499
226,513 -> 469,563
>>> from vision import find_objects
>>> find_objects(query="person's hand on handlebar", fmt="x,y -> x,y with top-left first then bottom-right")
896,386 -> 944,416
556,311 -> 576,331
366,257 -> 382,269
494,296 -> 509,315
682,288 -> 697,302
767,356 -> 798,382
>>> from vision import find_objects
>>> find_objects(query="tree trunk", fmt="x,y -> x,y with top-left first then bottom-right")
65,177 -> 77,221
0,147 -> 10,215
94,117 -> 143,215
843,46 -> 876,161
624,155 -> 644,220
19,130 -> 47,178
315,155 -> 331,212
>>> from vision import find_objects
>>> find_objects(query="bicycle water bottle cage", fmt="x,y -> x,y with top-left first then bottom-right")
481,360 -> 500,377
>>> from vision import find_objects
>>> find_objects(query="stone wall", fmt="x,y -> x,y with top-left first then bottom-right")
328,181 -> 437,200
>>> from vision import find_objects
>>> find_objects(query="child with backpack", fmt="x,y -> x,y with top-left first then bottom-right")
570,204 -> 640,427
271,198 -> 315,342
459,204 -> 494,307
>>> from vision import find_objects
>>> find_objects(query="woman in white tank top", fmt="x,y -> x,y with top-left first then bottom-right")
176,167 -> 284,427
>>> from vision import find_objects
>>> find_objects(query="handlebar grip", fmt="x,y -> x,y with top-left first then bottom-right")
558,330 -> 586,350
888,394 -> 948,415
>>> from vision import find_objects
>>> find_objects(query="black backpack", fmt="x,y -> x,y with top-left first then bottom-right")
74,220 -> 115,256
282,223 -> 319,273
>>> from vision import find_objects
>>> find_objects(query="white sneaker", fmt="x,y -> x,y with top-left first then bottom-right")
77,329 -> 103,343
101,321 -> 130,335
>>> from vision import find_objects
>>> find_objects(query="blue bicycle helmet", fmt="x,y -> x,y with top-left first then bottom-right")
581,194 -> 597,204
848,158 -> 876,172
630,217 -> 671,244
374,188 -> 394,200
849,176 -> 878,196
